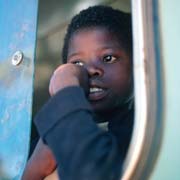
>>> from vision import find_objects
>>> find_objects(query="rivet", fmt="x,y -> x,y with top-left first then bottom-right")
11,51 -> 23,66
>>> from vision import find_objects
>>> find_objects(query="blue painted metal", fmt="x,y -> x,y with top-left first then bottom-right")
0,1 -> 38,179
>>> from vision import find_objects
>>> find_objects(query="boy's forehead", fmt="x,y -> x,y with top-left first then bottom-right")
70,27 -> 123,47
67,27 -> 127,59
72,26 -> 117,38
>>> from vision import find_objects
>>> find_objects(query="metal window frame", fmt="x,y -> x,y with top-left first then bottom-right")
121,0 -> 164,179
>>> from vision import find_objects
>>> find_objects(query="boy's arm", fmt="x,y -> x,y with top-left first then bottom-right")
34,86 -> 123,180
33,64 -> 124,180
22,63 -> 87,180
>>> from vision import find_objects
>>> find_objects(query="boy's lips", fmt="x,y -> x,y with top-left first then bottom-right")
88,86 -> 108,101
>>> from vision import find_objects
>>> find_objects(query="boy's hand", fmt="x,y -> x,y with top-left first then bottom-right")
49,64 -> 89,96
22,139 -> 56,180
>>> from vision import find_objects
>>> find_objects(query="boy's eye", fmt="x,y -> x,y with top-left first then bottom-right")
103,55 -> 117,63
72,61 -> 84,66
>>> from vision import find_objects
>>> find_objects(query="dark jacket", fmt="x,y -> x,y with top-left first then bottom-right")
34,86 -> 133,180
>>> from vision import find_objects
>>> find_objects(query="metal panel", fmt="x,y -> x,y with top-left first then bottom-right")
0,1 -> 38,179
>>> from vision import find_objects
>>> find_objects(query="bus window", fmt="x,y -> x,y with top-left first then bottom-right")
31,0 -> 134,179
0,0 -> 179,179
33,0 -> 180,180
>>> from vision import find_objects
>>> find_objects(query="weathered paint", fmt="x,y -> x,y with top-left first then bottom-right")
0,1 -> 38,179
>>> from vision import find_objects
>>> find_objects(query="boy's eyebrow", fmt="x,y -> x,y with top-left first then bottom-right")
68,45 -> 123,59
67,52 -> 83,59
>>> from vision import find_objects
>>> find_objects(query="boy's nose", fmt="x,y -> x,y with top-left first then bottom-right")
85,62 -> 104,77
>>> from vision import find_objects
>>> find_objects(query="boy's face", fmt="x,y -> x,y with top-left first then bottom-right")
67,27 -> 132,114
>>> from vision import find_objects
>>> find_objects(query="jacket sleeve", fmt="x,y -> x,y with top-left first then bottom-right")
34,86 -> 123,180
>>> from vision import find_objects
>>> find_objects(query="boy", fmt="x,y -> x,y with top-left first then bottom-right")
23,5 -> 133,180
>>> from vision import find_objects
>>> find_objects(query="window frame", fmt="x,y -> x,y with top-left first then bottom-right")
121,0 -> 164,179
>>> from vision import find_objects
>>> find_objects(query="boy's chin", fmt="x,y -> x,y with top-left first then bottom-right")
90,101 -> 114,117
90,97 -> 131,120
90,101 -> 107,112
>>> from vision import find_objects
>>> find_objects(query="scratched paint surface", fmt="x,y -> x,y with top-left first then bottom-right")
0,1 -> 38,179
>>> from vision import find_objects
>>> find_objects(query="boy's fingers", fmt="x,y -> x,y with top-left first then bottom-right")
48,64 -> 89,96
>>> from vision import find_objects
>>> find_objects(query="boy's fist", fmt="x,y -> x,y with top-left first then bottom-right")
49,64 -> 89,96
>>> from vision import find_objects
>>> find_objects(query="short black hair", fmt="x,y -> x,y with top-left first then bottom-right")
62,5 -> 132,63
